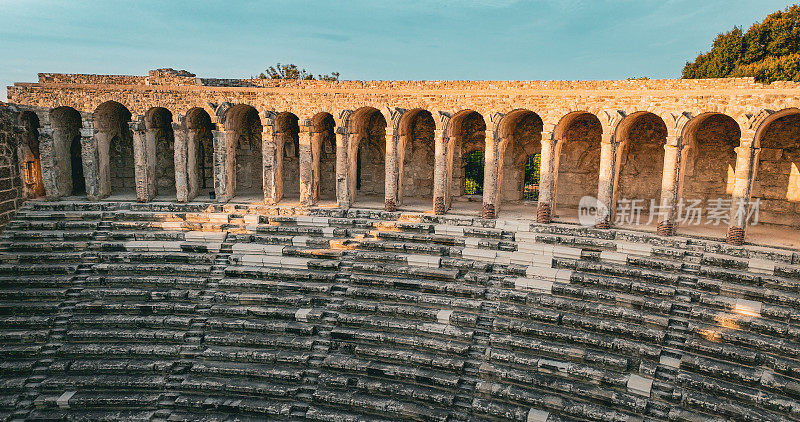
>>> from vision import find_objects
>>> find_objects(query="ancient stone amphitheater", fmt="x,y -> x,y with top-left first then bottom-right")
0,69 -> 799,421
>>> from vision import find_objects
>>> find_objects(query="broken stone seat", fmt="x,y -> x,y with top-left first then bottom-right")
34,391 -> 162,411
309,387 -> 453,422
171,393 -> 297,420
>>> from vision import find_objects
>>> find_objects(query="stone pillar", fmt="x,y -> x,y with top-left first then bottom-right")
482,130 -> 500,219
536,134 -> 558,223
38,125 -> 61,199
432,126 -> 448,215
186,129 -> 204,200
212,128 -> 234,202
384,125 -> 399,212
726,139 -> 757,245
298,121 -> 314,206
80,123 -> 101,200
656,138 -> 682,236
310,131 -> 323,202
52,125 -> 76,197
131,118 -> 154,202
335,128 -> 350,208
262,123 -> 279,204
595,134 -> 616,228
396,133 -> 409,206
173,122 -> 190,202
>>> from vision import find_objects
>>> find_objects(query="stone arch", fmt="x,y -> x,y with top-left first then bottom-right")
223,104 -> 262,200
446,110 -> 486,210
185,107 -> 214,196
348,106 -> 386,205
750,107 -> 800,229
397,109 -> 435,203
552,111 -> 602,219
49,106 -> 84,196
17,111 -> 45,199
93,100 -> 134,197
311,112 -> 336,201
496,109 -> 543,205
144,107 -> 175,195
274,112 -> 300,200
678,113 -> 740,227
613,111 -> 668,225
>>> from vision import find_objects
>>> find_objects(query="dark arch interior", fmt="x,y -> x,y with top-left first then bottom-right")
500,110 -> 542,202
312,113 -> 336,200
399,110 -> 435,200
452,111 -> 486,200
186,108 -> 215,190
615,112 -> 667,224
146,107 -> 175,195
350,108 -> 386,202
753,112 -> 800,228
94,101 -> 135,194
225,104 -> 262,196
50,106 -> 84,195
554,112 -> 602,219
275,113 -> 300,199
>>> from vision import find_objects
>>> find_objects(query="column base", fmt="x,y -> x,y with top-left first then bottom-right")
536,203 -> 552,224
726,226 -> 746,246
434,197 -> 445,215
656,220 -> 674,236
385,198 -> 396,212
594,218 -> 610,229
482,203 -> 496,219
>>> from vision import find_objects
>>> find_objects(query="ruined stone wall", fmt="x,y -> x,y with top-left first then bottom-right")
616,113 -> 667,208
681,114 -> 739,205
555,115 -> 602,211
401,114 -> 435,198
752,113 -> 800,227
357,114 -> 386,197
0,104 -> 25,226
501,114 -> 542,202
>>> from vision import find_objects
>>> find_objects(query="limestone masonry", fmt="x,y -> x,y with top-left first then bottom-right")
0,70 -> 799,421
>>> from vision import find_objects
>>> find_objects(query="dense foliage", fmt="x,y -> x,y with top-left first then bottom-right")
259,63 -> 340,81
682,5 -> 800,83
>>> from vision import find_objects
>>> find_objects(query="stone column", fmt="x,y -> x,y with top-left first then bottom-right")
50,124 -> 77,198
131,118 -> 154,202
384,125 -> 399,212
298,121 -> 314,206
262,124 -> 279,204
536,134 -> 558,223
173,122 -> 189,202
212,127 -> 233,202
726,139 -> 757,245
595,134 -> 616,228
335,128 -> 350,208
432,127 -> 448,215
656,137 -> 682,236
186,129 -> 204,200
38,125 -> 61,199
80,123 -> 101,200
482,130 -> 500,219
310,131 -> 323,202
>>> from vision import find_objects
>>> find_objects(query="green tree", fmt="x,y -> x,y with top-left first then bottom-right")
682,5 -> 800,83
259,63 -> 340,81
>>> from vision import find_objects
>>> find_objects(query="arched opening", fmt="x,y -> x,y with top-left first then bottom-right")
750,108 -> 800,246
497,109 -> 543,213
464,150 -> 485,195
678,113 -> 739,237
522,153 -> 540,201
17,111 -> 45,199
49,106 -> 84,196
185,107 -> 214,200
397,109 -> 435,210
274,112 -> 300,201
613,112 -> 667,229
311,112 -> 336,202
349,107 -> 386,207
552,112 -> 602,222
447,110 -> 486,214
94,101 -> 134,198
145,107 -> 175,198
225,104 -> 262,201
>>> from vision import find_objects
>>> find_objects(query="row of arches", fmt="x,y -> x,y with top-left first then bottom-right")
29,101 -> 800,246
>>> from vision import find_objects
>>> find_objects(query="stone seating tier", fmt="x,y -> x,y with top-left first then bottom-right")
0,199 -> 798,421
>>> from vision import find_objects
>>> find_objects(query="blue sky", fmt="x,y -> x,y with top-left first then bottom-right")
0,0 -> 795,99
